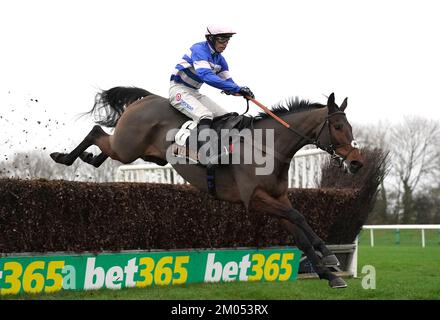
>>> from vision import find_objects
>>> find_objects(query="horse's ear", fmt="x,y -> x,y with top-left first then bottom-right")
340,97 -> 348,111
328,93 -> 335,105
327,93 -> 337,113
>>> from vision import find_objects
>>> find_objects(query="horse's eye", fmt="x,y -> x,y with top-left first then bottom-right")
334,124 -> 343,130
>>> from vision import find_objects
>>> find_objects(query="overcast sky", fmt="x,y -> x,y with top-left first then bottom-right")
1,0 -> 440,156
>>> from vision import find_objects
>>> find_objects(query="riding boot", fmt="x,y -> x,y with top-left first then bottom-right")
196,118 -> 214,165
197,118 -> 230,167
197,118 -> 212,147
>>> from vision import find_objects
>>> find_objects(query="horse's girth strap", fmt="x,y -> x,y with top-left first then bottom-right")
206,166 -> 216,197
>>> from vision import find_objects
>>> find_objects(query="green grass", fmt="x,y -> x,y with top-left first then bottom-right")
3,245 -> 440,300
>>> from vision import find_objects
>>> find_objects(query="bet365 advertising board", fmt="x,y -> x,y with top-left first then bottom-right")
0,247 -> 301,295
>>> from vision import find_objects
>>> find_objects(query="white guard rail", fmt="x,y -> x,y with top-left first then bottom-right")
116,149 -> 329,188
362,224 -> 440,247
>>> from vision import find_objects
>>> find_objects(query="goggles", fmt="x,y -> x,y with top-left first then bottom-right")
215,36 -> 231,44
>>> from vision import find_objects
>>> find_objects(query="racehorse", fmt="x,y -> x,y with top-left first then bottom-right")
50,87 -> 364,288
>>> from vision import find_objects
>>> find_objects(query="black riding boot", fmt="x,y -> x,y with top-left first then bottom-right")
197,118 -> 230,167
196,118 -> 214,166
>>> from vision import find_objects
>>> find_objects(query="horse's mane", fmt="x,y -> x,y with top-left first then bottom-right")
256,97 -> 326,120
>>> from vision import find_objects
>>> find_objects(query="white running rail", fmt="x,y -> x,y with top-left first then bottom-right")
362,224 -> 440,248
116,149 -> 329,188
288,149 -> 329,188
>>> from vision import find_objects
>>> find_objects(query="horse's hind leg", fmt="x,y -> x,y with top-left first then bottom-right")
79,152 -> 109,168
50,125 -> 114,167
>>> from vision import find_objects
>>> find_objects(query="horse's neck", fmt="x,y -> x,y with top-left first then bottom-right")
276,108 -> 328,160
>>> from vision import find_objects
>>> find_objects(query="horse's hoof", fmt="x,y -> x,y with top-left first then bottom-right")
322,254 -> 340,267
79,152 -> 94,163
329,277 -> 347,289
50,152 -> 63,163
50,152 -> 73,166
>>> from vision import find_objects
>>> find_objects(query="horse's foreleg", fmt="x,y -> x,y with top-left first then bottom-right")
278,195 -> 340,267
251,188 -> 346,288
279,219 -> 346,288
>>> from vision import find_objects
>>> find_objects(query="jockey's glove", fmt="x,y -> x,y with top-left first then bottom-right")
239,86 -> 255,99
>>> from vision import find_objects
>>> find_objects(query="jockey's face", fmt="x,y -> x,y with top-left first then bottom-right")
214,36 -> 230,53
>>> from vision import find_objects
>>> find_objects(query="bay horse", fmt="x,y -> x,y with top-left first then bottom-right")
50,87 -> 364,288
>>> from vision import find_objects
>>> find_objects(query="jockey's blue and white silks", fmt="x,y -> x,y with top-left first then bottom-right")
170,41 -> 241,93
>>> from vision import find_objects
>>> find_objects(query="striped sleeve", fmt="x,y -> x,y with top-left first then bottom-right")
191,46 -> 240,93
217,56 -> 239,87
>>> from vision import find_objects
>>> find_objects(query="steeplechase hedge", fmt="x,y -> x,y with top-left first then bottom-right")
0,179 -> 366,253
0,148 -> 387,253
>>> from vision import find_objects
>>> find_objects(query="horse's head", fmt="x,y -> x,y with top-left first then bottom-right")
317,93 -> 364,174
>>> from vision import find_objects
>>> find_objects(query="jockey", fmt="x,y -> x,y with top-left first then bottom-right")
169,25 -> 254,165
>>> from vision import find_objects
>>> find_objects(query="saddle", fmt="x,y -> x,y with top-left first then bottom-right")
171,112 -> 255,197
171,112 -> 254,163
211,112 -> 254,133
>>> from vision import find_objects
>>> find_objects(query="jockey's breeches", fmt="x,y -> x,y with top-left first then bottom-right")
169,83 -> 228,123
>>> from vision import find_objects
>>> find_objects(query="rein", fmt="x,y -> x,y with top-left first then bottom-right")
246,97 -> 356,166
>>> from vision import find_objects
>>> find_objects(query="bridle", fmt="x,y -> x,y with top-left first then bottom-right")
237,96 -> 360,167
283,111 -> 360,168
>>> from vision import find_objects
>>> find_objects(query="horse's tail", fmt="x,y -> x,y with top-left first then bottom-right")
88,86 -> 153,127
